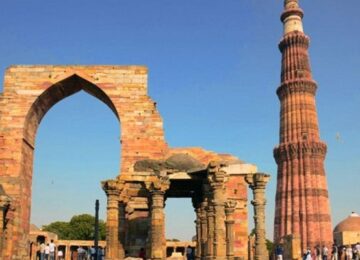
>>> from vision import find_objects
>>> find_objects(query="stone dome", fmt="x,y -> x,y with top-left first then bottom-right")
334,212 -> 360,232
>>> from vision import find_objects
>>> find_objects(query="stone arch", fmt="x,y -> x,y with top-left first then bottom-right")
0,65 -> 168,259
23,73 -> 120,146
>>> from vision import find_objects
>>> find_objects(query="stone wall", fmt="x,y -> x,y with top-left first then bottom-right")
0,65 -> 168,258
0,66 -> 256,259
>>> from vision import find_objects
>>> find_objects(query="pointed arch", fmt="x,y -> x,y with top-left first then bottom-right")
23,74 -> 119,146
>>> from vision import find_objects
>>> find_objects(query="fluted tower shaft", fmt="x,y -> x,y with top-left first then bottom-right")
273,0 -> 333,250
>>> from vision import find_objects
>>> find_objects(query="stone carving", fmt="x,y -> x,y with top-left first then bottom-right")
145,175 -> 170,194
207,161 -> 228,189
274,141 -> 327,163
134,153 -> 205,173
101,179 -> 122,196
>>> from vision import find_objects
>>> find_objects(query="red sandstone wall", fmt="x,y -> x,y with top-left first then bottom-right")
0,65 -> 168,258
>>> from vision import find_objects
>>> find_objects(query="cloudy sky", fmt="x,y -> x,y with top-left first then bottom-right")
0,0 -> 359,240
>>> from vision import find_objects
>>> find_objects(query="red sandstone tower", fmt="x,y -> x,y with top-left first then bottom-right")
273,0 -> 333,249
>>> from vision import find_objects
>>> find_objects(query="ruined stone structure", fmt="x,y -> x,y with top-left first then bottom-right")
0,65 -> 269,259
273,0 -> 333,250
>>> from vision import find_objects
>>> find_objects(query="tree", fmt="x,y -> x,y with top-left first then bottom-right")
42,214 -> 106,240
42,221 -> 71,239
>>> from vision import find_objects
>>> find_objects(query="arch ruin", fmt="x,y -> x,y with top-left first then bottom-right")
0,65 -> 269,260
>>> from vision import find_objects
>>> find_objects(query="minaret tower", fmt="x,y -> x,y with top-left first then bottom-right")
273,0 -> 333,249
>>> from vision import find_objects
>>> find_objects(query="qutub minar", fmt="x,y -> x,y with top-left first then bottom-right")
274,0 -> 333,250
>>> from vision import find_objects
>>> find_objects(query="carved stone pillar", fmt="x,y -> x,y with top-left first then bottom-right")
208,162 -> 227,260
206,204 -> 215,260
118,201 -> 127,252
225,200 -> 237,260
119,194 -> 130,253
192,197 -> 202,260
200,201 -> 208,260
102,179 -> 124,260
245,173 -> 270,260
146,176 -> 170,260
195,215 -> 201,259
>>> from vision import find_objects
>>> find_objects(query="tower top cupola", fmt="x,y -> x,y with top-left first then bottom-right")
281,0 -> 304,35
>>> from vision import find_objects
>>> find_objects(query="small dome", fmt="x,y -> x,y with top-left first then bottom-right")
334,212 -> 360,233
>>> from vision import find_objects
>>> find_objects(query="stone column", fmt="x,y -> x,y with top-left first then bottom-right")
65,244 -> 71,260
102,179 -> 124,260
119,195 -> 129,253
200,201 -> 208,260
146,176 -> 170,260
118,201 -> 127,253
206,204 -> 215,260
208,162 -> 227,260
192,197 -> 202,260
225,200 -> 237,260
245,173 -> 270,260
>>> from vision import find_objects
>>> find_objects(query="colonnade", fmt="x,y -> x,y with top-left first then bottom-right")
102,164 -> 270,260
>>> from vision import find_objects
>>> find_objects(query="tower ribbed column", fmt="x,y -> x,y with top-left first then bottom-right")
273,0 -> 333,250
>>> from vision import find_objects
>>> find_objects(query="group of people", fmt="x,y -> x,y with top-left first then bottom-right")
334,244 -> 360,260
38,240 -> 57,260
37,241 -> 104,260
275,242 -> 360,260
124,246 -> 194,260
76,246 -> 104,260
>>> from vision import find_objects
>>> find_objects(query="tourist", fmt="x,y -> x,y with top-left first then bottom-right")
138,247 -> 146,260
77,246 -> 86,260
186,247 -> 194,260
275,244 -> 284,260
49,239 -> 56,260
57,250 -> 64,260
345,245 -> 352,260
314,245 -> 322,260
303,248 -> 312,260
355,242 -> 360,260
323,245 -> 329,260
44,243 -> 50,260
100,247 -> 105,260
339,246 -> 346,260
331,244 -> 338,260
322,245 -> 329,260
39,242 -> 46,260
90,246 -> 96,260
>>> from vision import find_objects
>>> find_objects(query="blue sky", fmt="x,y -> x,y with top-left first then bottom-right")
0,0 -> 359,241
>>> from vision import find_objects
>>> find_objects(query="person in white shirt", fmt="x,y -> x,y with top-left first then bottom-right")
57,250 -> 63,260
355,243 -> 360,260
345,245 -> 353,260
49,239 -> 56,260
44,244 -> 50,260
323,245 -> 329,260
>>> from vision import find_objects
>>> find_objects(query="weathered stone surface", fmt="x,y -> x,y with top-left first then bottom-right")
134,153 -> 205,173
246,173 -> 270,260
274,0 -> 333,251
0,65 -> 258,259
